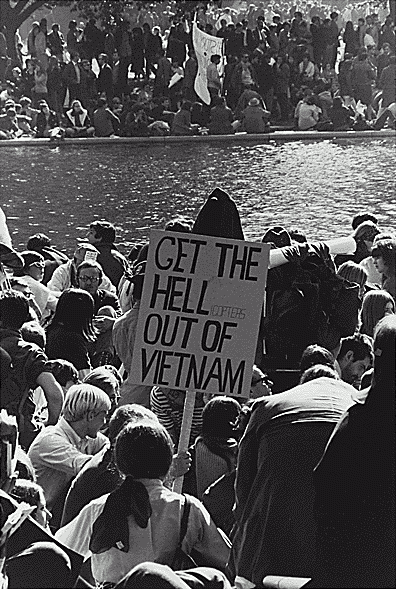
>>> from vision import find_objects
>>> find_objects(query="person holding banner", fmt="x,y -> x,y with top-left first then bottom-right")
206,54 -> 222,105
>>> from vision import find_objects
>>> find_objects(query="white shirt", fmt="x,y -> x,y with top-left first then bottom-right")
28,417 -> 109,509
56,479 -> 231,584
22,274 -> 59,318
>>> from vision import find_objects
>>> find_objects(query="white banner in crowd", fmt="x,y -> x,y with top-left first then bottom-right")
192,23 -> 224,105
131,230 -> 270,397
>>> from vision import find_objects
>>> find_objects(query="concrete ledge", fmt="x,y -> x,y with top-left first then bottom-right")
0,129 -> 394,147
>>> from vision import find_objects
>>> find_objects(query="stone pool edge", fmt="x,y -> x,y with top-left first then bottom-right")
0,128 -> 395,147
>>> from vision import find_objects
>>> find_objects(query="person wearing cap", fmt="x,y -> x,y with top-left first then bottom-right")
240,95 -> 270,133
234,82 -> 265,119
19,96 -> 40,128
0,107 -> 20,139
48,243 -> 115,294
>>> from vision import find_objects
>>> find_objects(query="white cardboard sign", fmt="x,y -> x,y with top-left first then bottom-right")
130,230 -> 270,398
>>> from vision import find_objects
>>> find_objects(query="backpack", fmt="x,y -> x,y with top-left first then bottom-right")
262,243 -> 360,367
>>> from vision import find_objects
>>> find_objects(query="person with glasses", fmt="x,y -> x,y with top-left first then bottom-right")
13,251 -> 59,324
77,261 -> 121,368
47,242 -> 115,295
250,365 -> 273,398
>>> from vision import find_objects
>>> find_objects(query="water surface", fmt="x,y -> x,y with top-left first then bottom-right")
1,138 -> 395,255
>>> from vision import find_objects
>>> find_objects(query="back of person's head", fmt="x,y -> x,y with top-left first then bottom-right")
13,251 -> 44,277
181,100 -> 192,111
289,228 -> 307,243
108,404 -> 158,443
371,314 -> 396,392
84,367 -> 120,404
360,289 -> 395,337
21,321 -> 46,349
202,396 -> 241,439
90,220 -> 116,243
352,212 -> 378,230
300,344 -> 335,373
46,359 -> 79,388
115,421 -> 173,479
338,332 -> 374,363
97,97 -> 107,108
337,261 -> 368,289
49,288 -> 96,340
353,220 -> 380,243
371,238 -> 396,271
5,542 -> 72,589
27,233 -> 51,251
164,217 -> 193,233
0,290 -> 30,330
300,364 -> 340,384
62,383 -> 111,423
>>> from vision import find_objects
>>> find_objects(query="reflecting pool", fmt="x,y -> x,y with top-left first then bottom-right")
1,138 -> 395,255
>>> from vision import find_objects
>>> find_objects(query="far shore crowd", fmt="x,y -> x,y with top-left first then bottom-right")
1,0 -> 395,140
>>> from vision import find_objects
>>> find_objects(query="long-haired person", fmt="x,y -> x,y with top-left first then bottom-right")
46,288 -> 97,379
359,289 -> 395,337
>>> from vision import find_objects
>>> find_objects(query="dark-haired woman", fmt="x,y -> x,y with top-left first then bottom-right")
46,288 -> 97,378
55,421 -> 231,586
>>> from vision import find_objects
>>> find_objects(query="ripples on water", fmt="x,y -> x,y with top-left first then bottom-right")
1,139 -> 395,255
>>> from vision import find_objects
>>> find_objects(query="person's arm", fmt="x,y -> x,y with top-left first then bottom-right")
184,496 -> 231,573
36,372 -> 63,425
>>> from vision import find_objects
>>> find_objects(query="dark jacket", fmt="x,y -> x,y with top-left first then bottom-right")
95,242 -> 128,288
97,63 -> 113,100
35,109 -> 59,137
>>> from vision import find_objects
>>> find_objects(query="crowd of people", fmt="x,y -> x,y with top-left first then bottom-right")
0,0 -> 395,139
0,194 -> 395,588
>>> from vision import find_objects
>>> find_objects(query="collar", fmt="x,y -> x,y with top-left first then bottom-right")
57,417 -> 85,446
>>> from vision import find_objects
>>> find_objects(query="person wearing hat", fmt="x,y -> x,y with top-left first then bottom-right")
240,95 -> 270,133
0,107 -> 20,139
234,81 -> 264,119
48,243 -> 115,294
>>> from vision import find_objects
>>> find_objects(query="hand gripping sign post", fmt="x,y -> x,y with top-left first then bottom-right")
130,230 -> 270,492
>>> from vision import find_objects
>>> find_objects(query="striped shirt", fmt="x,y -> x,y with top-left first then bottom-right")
150,387 -> 203,446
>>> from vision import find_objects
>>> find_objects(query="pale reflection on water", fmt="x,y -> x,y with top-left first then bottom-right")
1,139 -> 395,256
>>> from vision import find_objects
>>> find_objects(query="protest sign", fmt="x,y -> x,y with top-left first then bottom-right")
130,230 -> 270,398
192,23 -> 224,105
